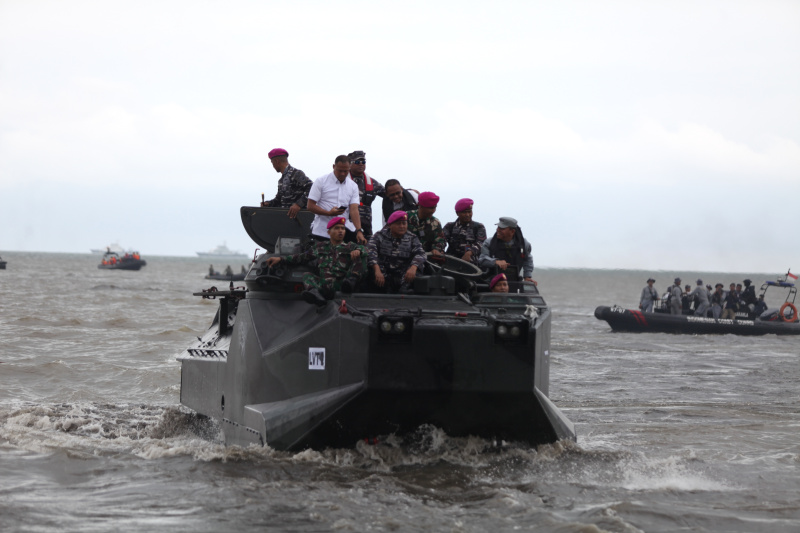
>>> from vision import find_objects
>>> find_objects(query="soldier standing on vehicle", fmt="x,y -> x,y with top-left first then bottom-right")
347,150 -> 386,238
639,278 -> 658,313
261,148 -> 313,219
669,278 -> 683,315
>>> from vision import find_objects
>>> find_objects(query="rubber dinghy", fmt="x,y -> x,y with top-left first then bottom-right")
595,274 -> 799,336
178,207 -> 575,451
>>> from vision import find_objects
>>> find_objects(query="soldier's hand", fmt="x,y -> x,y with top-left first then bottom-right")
374,267 -> 385,287
350,250 -> 361,260
461,250 -> 472,261
496,260 -> 509,270
524,277 -> 537,286
404,265 -> 418,283
266,257 -> 281,267
287,204 -> 301,218
356,232 -> 367,245
432,249 -> 443,257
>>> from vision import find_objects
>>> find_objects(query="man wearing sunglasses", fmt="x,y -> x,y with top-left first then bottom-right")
381,179 -> 419,225
347,151 -> 386,238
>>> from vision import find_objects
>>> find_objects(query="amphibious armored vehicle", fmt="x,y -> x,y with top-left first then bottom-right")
178,207 -> 575,450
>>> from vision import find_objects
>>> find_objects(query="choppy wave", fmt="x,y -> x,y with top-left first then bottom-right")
0,401 -> 736,499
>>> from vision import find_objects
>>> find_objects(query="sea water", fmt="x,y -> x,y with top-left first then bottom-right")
1,252 -> 798,532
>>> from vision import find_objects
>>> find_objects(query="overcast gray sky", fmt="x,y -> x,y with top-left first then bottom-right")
1,0 -> 798,273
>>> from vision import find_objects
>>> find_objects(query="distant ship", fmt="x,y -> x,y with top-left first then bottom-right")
196,243 -> 248,259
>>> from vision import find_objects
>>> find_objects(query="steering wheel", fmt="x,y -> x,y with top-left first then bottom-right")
425,253 -> 483,281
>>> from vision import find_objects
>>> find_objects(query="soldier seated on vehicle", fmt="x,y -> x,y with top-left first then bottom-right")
406,192 -> 446,256
478,217 -> 535,284
443,198 -> 486,265
490,273 -> 509,293
368,210 -> 426,294
265,217 -> 366,305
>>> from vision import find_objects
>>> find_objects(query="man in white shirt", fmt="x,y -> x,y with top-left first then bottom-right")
307,155 -> 367,245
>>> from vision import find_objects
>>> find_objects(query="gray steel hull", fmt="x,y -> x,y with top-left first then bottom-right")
180,293 -> 574,450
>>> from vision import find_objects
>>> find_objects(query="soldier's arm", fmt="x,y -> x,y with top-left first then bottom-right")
283,245 -> 316,267
372,178 -> 386,198
432,222 -> 446,253
477,238 -> 496,269
366,235 -> 380,268
522,239 -> 534,278
410,236 -> 427,270
292,170 -> 313,209
442,222 -> 453,241
470,223 -> 487,257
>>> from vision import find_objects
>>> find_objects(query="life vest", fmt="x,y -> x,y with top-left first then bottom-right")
359,173 -> 376,206
488,229 -> 527,281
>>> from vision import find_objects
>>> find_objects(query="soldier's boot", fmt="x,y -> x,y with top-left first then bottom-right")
301,288 -> 327,306
319,286 -> 336,300
398,283 -> 415,295
340,276 -> 359,294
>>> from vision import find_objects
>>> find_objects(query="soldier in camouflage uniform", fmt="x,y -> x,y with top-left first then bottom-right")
368,211 -> 427,293
266,217 -> 366,303
347,151 -> 386,238
406,191 -> 446,255
442,198 -> 487,265
261,148 -> 313,219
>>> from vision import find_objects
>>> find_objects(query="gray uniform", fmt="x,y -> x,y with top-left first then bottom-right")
442,220 -> 486,265
669,284 -> 683,315
710,289 -> 724,318
639,285 -> 658,313
691,285 -> 710,316
265,165 -> 312,208
367,228 -> 426,292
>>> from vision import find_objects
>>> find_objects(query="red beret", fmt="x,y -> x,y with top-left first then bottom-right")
455,198 -> 473,212
268,148 -> 288,159
418,192 -> 439,208
387,211 -> 408,225
490,273 -> 507,290
326,217 -> 346,229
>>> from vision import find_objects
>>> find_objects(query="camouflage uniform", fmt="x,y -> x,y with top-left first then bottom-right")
265,165 -> 313,208
349,172 -> 385,238
442,220 -> 487,265
367,227 -> 426,292
406,209 -> 446,253
283,240 -> 367,291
